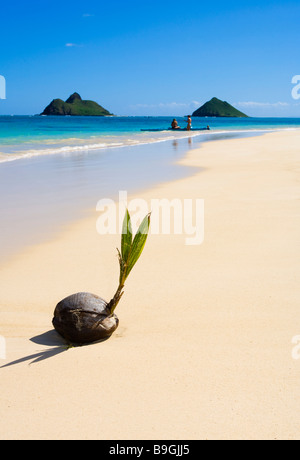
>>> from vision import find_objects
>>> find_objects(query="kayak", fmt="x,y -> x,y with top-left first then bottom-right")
140,127 -> 210,132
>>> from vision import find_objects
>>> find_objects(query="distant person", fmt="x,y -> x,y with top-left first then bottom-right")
186,115 -> 192,131
171,119 -> 180,129
207,125 -> 210,130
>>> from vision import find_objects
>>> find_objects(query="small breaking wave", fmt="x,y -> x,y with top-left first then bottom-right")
0,126 -> 299,164
0,130 -> 208,163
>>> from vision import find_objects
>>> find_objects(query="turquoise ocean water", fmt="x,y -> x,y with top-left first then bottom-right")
1,116 -> 300,162
0,116 -> 299,261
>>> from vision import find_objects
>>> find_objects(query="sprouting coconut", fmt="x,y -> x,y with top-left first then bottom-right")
52,210 -> 150,344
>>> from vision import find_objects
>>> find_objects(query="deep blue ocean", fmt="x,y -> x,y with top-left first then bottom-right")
0,115 -> 299,261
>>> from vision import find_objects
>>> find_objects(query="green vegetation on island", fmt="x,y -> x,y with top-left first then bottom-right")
41,92 -> 113,116
192,97 -> 248,118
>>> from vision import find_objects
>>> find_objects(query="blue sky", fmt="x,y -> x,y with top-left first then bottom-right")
0,0 -> 299,116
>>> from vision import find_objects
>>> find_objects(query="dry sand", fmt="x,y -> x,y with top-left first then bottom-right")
0,130 -> 300,440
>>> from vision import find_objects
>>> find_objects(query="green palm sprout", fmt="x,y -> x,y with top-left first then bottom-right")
108,209 -> 151,314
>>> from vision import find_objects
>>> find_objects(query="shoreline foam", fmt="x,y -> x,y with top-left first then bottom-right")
0,125 -> 299,164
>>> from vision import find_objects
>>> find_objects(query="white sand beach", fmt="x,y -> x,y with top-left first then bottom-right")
0,130 -> 300,440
